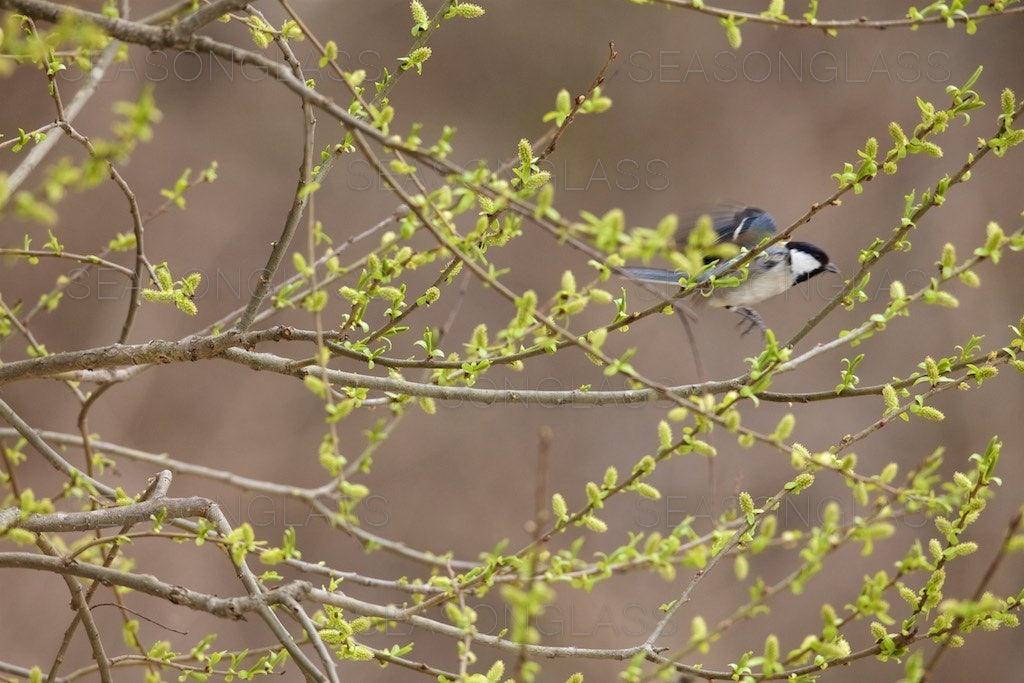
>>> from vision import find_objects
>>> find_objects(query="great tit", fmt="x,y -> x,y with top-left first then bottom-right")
622,207 -> 839,335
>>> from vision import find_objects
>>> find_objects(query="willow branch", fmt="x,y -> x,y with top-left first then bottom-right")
650,0 -> 1024,31
234,5 -> 318,332
5,41 -> 118,194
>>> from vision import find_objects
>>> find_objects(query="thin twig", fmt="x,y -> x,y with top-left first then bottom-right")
35,536 -> 112,683
0,250 -> 134,276
651,0 -> 1024,31
922,509 -> 1024,679
5,40 -> 119,194
234,6 -> 317,333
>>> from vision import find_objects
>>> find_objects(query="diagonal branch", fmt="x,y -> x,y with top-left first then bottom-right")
234,5 -> 318,332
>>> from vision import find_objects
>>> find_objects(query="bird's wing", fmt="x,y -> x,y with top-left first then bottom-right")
700,244 -> 790,284
711,206 -> 777,247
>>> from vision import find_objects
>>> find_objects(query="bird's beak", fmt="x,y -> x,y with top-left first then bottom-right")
825,263 -> 840,274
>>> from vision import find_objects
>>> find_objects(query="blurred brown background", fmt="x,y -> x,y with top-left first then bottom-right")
2,0 -> 1023,680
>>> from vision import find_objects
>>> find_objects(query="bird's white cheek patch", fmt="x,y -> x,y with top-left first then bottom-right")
790,250 -> 824,279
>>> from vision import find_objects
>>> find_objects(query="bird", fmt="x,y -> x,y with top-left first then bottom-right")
621,207 -> 839,335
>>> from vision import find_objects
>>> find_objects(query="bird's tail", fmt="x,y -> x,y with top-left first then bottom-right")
619,267 -> 685,285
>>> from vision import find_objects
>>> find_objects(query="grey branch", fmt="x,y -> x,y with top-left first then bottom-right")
0,326 -> 295,384
0,552 -> 314,620
1,495 -> 214,534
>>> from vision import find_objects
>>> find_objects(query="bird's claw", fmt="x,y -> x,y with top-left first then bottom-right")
733,307 -> 767,337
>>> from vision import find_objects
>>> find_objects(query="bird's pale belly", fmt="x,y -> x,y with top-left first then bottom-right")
706,267 -> 792,308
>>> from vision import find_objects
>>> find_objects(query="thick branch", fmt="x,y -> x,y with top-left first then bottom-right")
0,496 -> 213,534
0,327 -> 293,384
0,552 -> 314,619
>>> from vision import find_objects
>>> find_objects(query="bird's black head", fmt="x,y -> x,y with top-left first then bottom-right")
787,241 -> 839,284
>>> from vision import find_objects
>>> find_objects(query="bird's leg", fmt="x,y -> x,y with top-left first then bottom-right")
730,306 -> 767,337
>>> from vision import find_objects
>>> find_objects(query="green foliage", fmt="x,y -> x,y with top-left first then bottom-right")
142,262 -> 202,315
718,14 -> 745,49
398,46 -> 431,74
317,605 -> 375,661
1,2 -> 1023,682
